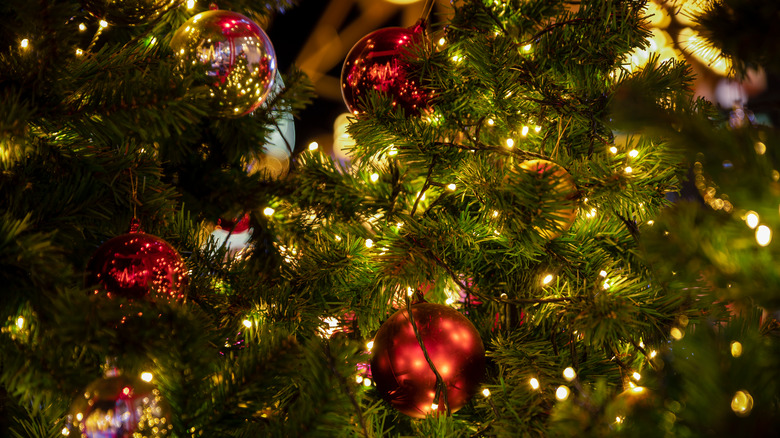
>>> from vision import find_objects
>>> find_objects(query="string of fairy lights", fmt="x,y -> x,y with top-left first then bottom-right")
1,0 -> 765,429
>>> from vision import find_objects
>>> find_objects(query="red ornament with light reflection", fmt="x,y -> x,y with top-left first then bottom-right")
85,220 -> 188,302
68,372 -> 172,437
370,302 -> 485,418
341,20 -> 430,115
170,9 -> 277,117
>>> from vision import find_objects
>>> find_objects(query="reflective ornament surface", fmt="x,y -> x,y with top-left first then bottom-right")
245,72 -> 296,177
206,213 -> 253,259
82,0 -> 183,26
518,159 -> 578,239
370,302 -> 485,418
341,21 -> 430,115
69,374 -> 172,437
171,10 -> 277,117
85,223 -> 188,301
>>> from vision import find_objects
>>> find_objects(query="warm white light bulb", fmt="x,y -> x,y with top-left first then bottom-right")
756,225 -> 772,246
308,142 -> 319,151
365,239 -> 374,248
447,183 -> 456,191
506,138 -> 514,148
610,146 -> 618,154
555,386 -> 570,400
370,173 -> 379,182
542,274 -> 554,285
628,149 -> 639,158
140,372 -> 153,382
745,212 -> 759,229
482,388 -> 491,397
16,316 -> 24,329
20,39 -> 29,49
563,367 -> 576,381
263,207 -> 275,216
242,319 -> 252,328
529,377 -> 540,390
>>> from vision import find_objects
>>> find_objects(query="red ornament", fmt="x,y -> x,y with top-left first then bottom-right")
170,9 -> 277,117
370,302 -> 485,418
341,20 -> 430,115
68,373 -> 171,437
86,221 -> 188,301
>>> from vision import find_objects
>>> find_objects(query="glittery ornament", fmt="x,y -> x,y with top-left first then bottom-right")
370,302 -> 485,418
85,220 -> 188,301
341,20 -> 430,115
82,0 -> 183,26
518,159 -> 578,239
170,9 -> 277,117
68,373 -> 172,437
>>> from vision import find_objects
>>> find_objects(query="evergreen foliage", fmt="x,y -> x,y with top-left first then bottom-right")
1,0 -> 778,436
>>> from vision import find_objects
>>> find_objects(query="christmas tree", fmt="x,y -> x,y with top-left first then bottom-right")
1,0 -> 778,437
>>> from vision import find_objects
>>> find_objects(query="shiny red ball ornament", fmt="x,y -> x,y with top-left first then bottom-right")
370,302 -> 485,418
68,373 -> 172,437
170,9 -> 277,117
86,220 -> 188,301
341,20 -> 430,115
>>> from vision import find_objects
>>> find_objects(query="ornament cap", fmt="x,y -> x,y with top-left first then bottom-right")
410,18 -> 427,35
128,217 -> 142,233
209,2 -> 219,10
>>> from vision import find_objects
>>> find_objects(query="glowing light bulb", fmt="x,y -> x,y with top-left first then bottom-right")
482,388 -> 491,397
647,220 -> 654,226
745,212 -> 759,229
756,225 -> 772,246
387,145 -> 398,156
78,23 -> 86,31
730,341 -> 743,357
20,39 -> 29,49
99,20 -> 108,28
542,274 -> 554,285
75,48 -> 83,56
308,142 -> 319,151
263,207 -> 275,216
555,386 -> 570,401
755,141 -> 766,155
447,183 -> 456,191
632,372 -> 641,381
610,146 -> 618,154
16,316 -> 24,329
628,149 -> 639,158
671,327 -> 684,340
521,126 -> 529,136
431,403 -> 439,410
61,427 -> 70,436
650,350 -> 657,358
506,138 -> 514,148
242,319 -> 252,328
529,377 -> 540,390
599,270 -> 607,277
370,173 -> 379,182
534,125 -> 542,132
563,367 -> 576,381
365,239 -> 374,248
187,0 -> 196,9
625,166 -> 633,174
366,340 -> 374,352
731,390 -> 753,416
487,118 -> 495,125
438,37 -> 446,46
522,44 -> 532,52
362,378 -> 372,387
140,372 -> 153,382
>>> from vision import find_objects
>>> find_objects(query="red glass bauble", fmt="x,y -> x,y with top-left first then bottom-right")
68,374 -> 172,437
170,10 -> 277,117
341,21 -> 430,115
86,225 -> 188,301
370,302 -> 485,418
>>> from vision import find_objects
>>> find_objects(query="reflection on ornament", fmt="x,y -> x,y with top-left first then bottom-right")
68,373 -> 172,437
332,112 -> 356,162
207,213 -> 253,259
82,0 -> 183,26
245,73 -> 296,177
341,20 -> 430,115
370,302 -> 485,418
518,159 -> 578,239
85,221 -> 188,301
171,9 -> 277,117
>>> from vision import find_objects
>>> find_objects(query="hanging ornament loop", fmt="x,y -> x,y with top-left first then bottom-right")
405,296 -> 451,416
